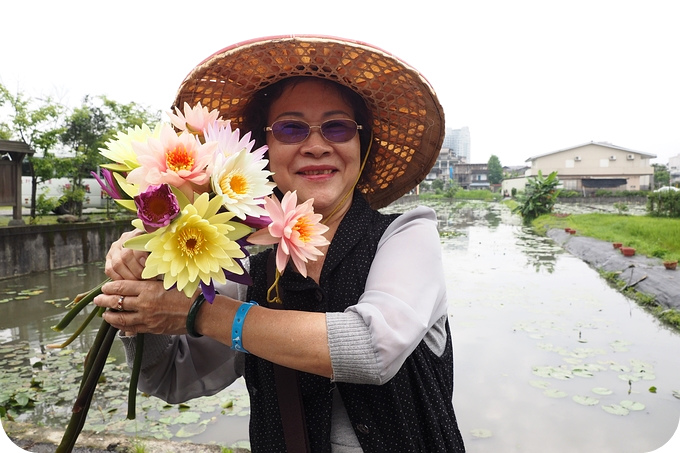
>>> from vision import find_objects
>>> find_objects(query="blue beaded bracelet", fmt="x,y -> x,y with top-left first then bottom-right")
231,301 -> 258,353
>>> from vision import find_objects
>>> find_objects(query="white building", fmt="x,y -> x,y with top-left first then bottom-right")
669,154 -> 680,186
442,127 -> 471,162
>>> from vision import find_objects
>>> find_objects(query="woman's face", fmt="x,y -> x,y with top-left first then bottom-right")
266,79 -> 362,219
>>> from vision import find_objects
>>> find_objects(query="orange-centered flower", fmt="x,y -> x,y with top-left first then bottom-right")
166,144 -> 195,172
127,123 -> 216,201
247,190 -> 329,278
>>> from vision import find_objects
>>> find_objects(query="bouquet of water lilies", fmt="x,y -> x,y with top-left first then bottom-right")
49,103 -> 329,452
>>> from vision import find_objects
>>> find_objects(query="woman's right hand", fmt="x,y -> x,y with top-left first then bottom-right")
105,229 -> 148,281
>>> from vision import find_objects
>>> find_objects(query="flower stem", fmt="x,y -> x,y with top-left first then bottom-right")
127,333 -> 144,419
52,279 -> 110,332
266,269 -> 283,304
46,306 -> 105,349
56,319 -> 118,453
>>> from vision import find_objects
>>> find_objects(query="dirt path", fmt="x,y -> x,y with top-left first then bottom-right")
548,228 -> 679,311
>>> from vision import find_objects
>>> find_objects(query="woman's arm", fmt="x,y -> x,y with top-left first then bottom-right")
328,206 -> 449,384
96,277 -> 334,379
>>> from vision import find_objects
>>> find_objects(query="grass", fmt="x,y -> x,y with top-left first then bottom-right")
532,213 -> 680,262
0,208 -> 134,227
535,211 -> 680,331
600,270 -> 680,330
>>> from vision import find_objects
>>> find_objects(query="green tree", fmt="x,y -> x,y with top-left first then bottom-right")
513,170 -> 561,224
431,178 -> 444,192
0,83 -> 65,218
487,155 -> 503,185
652,163 -> 670,189
58,96 -> 160,216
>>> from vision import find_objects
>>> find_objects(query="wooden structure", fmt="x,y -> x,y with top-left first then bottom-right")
0,140 -> 34,225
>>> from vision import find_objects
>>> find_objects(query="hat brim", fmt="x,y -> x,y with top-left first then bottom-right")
173,34 -> 444,209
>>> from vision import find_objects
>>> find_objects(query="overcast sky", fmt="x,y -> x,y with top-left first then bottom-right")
2,0 -> 679,167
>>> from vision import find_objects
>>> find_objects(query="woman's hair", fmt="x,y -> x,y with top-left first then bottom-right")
241,76 -> 374,181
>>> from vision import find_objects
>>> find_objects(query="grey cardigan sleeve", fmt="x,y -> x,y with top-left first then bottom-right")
119,333 -> 243,404
119,275 -> 249,404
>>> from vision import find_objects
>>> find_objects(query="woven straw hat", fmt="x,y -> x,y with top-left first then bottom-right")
173,35 -> 444,209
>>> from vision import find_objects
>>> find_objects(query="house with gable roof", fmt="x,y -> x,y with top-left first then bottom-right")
523,141 -> 656,193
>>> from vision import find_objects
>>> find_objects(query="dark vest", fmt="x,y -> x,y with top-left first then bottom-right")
245,193 -> 465,452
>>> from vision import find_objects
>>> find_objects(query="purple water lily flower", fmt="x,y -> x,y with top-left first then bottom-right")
91,169 -> 122,199
242,214 -> 272,229
134,184 -> 180,232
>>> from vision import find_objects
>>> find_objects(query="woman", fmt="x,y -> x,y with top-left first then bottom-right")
95,35 -> 465,452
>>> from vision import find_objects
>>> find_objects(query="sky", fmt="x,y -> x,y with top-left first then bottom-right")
2,0 -> 680,169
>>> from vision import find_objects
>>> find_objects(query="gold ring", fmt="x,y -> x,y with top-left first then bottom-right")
117,295 -> 125,311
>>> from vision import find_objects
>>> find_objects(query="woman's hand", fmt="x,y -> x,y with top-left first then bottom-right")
94,279 -> 194,336
105,230 -> 147,281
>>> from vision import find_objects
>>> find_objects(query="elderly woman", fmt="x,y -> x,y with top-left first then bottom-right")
96,35 -> 465,453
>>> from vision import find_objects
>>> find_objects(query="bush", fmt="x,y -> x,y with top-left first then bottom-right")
557,190 -> 581,198
593,189 -> 649,198
513,171 -> 561,224
647,190 -> 680,217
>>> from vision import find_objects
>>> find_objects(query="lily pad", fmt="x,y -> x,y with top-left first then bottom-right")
544,388 -> 568,398
175,421 -> 208,438
620,400 -> 645,411
602,404 -> 629,416
592,387 -> 613,395
529,380 -> 550,389
573,395 -> 599,406
471,428 -> 493,439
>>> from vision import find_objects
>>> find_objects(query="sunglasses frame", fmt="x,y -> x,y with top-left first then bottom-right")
265,119 -> 363,144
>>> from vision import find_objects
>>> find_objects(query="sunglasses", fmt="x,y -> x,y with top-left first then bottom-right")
265,119 -> 362,144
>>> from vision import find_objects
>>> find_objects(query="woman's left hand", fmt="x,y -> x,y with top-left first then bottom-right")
94,279 -> 194,336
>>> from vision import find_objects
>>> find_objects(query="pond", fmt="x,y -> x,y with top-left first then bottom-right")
1,200 -> 679,452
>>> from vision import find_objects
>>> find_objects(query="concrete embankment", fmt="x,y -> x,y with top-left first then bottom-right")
547,229 -> 679,311
0,219 -> 132,279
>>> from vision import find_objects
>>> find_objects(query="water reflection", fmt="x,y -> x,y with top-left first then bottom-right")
2,200 -> 679,452
515,226 -> 561,273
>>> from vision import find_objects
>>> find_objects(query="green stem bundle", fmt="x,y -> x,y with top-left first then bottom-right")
51,280 -> 145,452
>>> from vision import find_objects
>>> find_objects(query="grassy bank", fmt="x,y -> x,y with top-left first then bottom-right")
532,213 -> 680,262
0,210 -> 134,227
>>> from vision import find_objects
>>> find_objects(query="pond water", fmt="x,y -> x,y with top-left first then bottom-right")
1,200 -> 679,452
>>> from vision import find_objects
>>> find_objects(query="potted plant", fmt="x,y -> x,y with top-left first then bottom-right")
621,247 -> 636,257
663,260 -> 678,270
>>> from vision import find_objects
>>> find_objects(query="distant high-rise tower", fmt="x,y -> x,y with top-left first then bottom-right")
442,127 -> 471,162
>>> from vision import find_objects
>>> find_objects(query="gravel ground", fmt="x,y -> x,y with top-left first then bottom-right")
3,421 -> 245,453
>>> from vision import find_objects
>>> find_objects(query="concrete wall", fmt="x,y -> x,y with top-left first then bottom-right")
0,220 -> 133,279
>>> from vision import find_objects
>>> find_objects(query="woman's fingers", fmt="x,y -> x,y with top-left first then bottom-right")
95,280 -> 193,336
105,230 -> 147,280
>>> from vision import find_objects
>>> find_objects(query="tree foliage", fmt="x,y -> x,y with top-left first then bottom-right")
57,96 -> 160,216
652,163 -> 670,189
1,83 -> 161,217
0,83 -> 65,218
487,155 -> 503,185
513,170 -> 561,224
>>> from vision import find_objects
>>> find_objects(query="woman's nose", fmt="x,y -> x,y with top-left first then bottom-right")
301,128 -> 332,156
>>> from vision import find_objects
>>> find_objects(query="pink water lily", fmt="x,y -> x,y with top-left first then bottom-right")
168,102 -> 228,136
248,191 -> 329,278
127,123 -> 217,201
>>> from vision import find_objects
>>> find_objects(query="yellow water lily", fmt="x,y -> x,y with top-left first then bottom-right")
100,123 -> 161,172
125,192 -> 251,298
